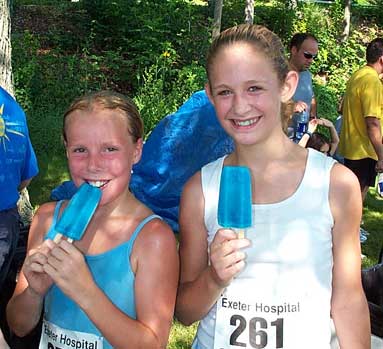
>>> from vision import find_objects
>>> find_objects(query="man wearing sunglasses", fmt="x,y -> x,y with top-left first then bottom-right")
288,33 -> 319,142
338,38 -> 383,202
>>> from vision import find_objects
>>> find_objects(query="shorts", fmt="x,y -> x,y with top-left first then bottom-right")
0,207 -> 20,291
344,158 -> 377,189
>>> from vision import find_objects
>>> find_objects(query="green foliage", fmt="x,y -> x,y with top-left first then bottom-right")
11,1 -> 383,269
12,31 -> 39,113
313,82 -> 339,121
134,50 -> 206,137
81,0 -> 210,71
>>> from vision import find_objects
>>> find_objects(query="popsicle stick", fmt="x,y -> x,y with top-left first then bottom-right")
236,229 -> 245,239
53,233 -> 63,243
53,233 -> 75,244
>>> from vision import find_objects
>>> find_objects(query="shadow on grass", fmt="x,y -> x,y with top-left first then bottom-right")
29,152 -> 70,208
362,189 -> 383,267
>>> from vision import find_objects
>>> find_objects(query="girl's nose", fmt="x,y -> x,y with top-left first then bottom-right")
232,94 -> 251,116
87,153 -> 103,171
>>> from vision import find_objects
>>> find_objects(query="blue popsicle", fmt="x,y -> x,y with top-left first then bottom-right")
218,166 -> 252,238
54,182 -> 102,243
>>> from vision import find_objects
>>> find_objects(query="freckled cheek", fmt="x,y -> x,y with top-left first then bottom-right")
107,159 -> 131,175
215,102 -> 232,119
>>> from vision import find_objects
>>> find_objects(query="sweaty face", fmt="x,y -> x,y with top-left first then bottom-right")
64,106 -> 142,206
290,38 -> 318,72
206,43 -> 293,147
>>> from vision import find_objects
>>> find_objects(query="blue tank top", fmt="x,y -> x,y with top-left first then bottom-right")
43,201 -> 161,348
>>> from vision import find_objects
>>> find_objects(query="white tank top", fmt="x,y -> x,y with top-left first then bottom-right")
193,148 -> 336,349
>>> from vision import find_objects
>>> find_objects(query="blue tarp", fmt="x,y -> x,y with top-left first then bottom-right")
51,90 -> 234,232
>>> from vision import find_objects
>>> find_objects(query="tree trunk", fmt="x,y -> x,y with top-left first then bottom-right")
287,0 -> 298,10
0,0 -> 33,225
244,0 -> 254,25
212,0 -> 223,40
0,0 -> 14,96
340,0 -> 351,43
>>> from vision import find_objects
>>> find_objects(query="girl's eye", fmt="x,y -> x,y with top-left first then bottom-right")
248,86 -> 260,92
105,147 -> 118,152
217,90 -> 231,96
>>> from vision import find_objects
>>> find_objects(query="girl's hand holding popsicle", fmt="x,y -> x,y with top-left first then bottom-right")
23,239 -> 55,297
43,239 -> 95,305
209,228 -> 250,288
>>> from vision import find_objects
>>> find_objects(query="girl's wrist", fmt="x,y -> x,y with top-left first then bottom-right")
26,286 -> 44,302
305,130 -> 313,137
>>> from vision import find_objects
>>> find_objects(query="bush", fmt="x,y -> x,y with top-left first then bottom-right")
134,50 -> 206,137
11,0 -> 383,206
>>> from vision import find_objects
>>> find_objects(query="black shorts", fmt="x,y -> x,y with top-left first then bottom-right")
344,158 -> 377,189
0,207 -> 20,291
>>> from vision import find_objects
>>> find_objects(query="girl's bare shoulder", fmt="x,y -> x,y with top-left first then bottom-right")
28,201 -> 59,248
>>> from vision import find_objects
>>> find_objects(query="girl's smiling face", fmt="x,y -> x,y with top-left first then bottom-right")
64,105 -> 142,206
206,43 -> 297,146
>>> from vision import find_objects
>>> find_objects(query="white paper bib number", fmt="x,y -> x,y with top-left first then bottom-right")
214,296 -> 288,349
39,319 -> 103,349
213,284 -> 303,349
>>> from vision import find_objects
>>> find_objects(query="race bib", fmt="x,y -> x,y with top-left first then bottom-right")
39,319 -> 103,349
213,281 -> 327,349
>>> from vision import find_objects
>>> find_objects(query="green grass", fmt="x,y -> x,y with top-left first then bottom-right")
168,320 -> 197,349
361,188 -> 383,268
28,152 -> 69,208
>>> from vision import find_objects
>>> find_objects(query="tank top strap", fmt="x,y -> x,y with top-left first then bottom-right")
127,214 -> 162,254
303,148 -> 337,182
202,156 -> 225,233
45,200 -> 65,240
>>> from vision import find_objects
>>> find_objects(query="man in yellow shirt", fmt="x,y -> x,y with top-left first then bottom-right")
339,38 -> 383,200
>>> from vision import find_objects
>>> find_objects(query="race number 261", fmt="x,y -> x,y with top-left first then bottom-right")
229,314 -> 284,348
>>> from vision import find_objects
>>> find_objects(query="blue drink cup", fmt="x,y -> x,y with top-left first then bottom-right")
294,110 -> 309,141
218,166 -> 252,238
297,121 -> 308,134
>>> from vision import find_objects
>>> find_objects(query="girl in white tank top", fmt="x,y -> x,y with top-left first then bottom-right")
175,24 -> 370,349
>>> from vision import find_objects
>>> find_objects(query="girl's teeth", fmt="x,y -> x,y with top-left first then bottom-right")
236,119 -> 256,126
89,180 -> 106,188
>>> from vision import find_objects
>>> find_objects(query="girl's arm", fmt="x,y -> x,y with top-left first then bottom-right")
175,172 -> 250,325
329,163 -> 370,348
298,119 -> 318,148
43,219 -> 179,349
320,118 -> 339,156
6,203 -> 56,336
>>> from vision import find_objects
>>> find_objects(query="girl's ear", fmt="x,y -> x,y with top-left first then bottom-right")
204,83 -> 214,105
64,141 -> 69,159
281,70 -> 299,103
133,138 -> 143,165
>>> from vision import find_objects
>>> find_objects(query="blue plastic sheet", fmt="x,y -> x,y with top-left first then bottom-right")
51,90 -> 234,232
50,180 -> 77,201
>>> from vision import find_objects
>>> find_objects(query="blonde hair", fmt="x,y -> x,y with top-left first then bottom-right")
206,24 -> 289,86
63,90 -> 143,143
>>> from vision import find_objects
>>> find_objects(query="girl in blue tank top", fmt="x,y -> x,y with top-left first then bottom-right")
175,24 -> 370,349
7,90 -> 179,349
